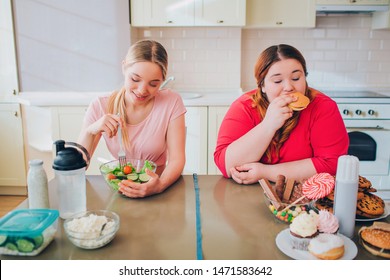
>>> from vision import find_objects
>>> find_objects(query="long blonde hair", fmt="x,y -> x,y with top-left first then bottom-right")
251,44 -> 314,162
107,40 -> 168,150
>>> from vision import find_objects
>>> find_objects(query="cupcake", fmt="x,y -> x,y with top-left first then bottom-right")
289,210 -> 319,251
317,210 -> 339,234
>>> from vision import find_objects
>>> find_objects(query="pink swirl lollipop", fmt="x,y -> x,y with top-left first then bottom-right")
280,173 -> 335,212
302,173 -> 335,200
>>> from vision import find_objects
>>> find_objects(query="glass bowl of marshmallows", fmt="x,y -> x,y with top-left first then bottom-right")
63,210 -> 119,249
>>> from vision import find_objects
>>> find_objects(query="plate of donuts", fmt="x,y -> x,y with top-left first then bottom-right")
275,229 -> 358,260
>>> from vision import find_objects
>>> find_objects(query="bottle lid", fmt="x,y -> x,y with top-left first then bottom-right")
335,155 -> 359,183
52,140 -> 87,171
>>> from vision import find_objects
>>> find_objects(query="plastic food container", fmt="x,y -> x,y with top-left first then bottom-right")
0,209 -> 59,256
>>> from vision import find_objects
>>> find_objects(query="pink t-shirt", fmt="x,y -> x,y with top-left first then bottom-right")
84,89 -> 186,168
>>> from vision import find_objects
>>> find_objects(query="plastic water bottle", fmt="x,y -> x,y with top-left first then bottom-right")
334,155 -> 359,239
27,159 -> 49,209
52,140 -> 89,219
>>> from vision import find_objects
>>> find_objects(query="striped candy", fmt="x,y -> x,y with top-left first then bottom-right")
302,173 -> 335,200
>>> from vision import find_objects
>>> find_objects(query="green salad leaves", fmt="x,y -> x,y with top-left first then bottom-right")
101,160 -> 155,191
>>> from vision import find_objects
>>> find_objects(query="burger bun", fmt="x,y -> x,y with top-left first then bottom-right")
288,92 -> 310,111
359,222 -> 390,259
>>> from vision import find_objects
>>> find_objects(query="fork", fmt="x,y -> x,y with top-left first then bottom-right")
117,123 -> 126,168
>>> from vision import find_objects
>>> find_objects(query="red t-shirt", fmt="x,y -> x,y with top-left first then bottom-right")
214,88 -> 349,177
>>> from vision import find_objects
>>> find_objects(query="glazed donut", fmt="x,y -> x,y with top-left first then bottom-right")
308,233 -> 345,260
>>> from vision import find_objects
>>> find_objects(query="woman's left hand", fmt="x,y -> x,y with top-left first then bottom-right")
118,169 -> 163,198
229,162 -> 263,185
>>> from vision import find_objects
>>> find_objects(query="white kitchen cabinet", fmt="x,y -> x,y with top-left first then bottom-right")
246,0 -> 316,28
184,106 -> 228,175
51,107 -> 113,175
131,0 -> 195,26
0,0 -> 27,194
208,106 -> 229,175
195,0 -> 246,26
183,107 -> 208,175
130,0 -> 246,27
0,0 -> 18,103
0,103 -> 27,193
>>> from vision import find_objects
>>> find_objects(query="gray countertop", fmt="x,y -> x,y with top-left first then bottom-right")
1,175 -> 386,260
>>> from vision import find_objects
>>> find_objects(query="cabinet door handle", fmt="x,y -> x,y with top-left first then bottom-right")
217,20 -> 224,23
276,21 -> 283,25
14,111 -> 18,117
13,89 -> 17,95
167,20 -> 173,24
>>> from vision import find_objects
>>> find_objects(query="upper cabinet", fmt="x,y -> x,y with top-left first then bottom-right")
131,0 -> 195,26
130,0 -> 246,27
0,0 -> 18,102
245,0 -> 316,28
194,0 -> 246,26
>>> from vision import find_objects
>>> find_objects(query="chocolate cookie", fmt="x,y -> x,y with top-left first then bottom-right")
359,175 -> 372,189
315,198 -> 333,213
357,192 -> 364,200
356,208 -> 381,219
356,193 -> 385,217
358,187 -> 377,193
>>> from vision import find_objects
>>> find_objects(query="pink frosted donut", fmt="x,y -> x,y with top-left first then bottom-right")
302,173 -> 335,200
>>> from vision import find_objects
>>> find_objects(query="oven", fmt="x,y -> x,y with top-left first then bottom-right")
329,91 -> 390,199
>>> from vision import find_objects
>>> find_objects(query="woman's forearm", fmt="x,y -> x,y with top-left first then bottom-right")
261,159 -> 317,182
77,125 -> 101,162
158,158 -> 185,192
225,122 -> 275,176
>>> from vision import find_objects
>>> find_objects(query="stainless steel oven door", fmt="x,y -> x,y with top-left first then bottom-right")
344,120 -> 390,175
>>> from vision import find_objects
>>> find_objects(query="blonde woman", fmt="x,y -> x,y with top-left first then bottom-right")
214,44 -> 349,184
78,40 -> 186,197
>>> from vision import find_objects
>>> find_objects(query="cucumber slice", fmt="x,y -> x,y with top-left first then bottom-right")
32,235 -> 44,249
139,173 -> 150,182
5,242 -> 17,251
127,173 -> 139,181
108,179 -> 121,191
0,235 -> 7,246
16,239 -> 35,253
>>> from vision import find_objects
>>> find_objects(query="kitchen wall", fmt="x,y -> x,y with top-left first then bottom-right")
134,14 -> 390,94
131,26 -> 242,93
13,0 -> 130,92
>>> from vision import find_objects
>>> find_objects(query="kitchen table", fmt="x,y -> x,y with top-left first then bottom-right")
1,175 -> 388,260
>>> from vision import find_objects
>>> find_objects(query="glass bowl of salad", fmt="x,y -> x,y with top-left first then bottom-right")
99,159 -> 157,191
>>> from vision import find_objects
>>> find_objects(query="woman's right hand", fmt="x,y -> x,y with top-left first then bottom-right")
87,114 -> 122,138
262,94 -> 295,131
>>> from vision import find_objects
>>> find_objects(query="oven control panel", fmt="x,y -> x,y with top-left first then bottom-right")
337,104 -> 390,119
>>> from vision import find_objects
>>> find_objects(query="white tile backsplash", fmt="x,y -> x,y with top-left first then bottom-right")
134,14 -> 390,93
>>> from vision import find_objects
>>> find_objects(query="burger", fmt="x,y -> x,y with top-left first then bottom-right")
288,92 -> 310,111
359,222 -> 390,259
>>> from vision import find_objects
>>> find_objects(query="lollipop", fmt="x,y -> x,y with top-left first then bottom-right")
281,173 -> 335,212
302,173 -> 335,200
